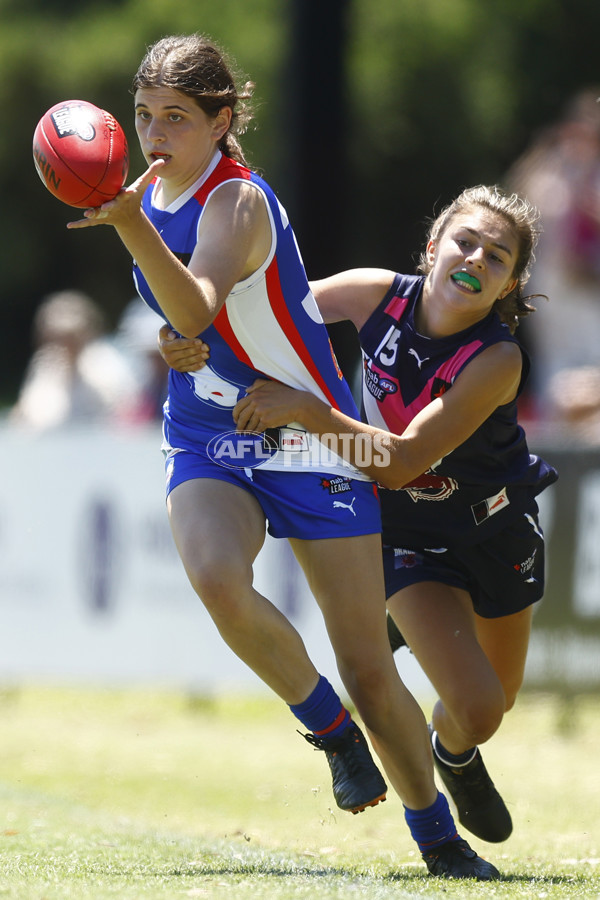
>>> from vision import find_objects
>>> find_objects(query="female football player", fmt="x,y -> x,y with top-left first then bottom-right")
169,184 -> 557,847
65,34 -> 497,879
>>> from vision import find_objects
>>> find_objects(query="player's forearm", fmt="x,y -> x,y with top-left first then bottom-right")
116,213 -> 217,337
293,394 -> 412,488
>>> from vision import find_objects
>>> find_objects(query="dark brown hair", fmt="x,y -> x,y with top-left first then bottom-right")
132,34 -> 255,166
417,185 -> 546,332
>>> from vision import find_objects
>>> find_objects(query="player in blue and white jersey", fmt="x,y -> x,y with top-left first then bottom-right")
65,34 -> 498,881
227,185 -> 558,848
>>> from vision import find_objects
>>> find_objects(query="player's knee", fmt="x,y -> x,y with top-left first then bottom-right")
454,692 -> 505,746
185,562 -> 248,621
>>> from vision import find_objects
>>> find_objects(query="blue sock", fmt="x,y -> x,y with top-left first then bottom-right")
404,791 -> 460,853
289,674 -> 351,741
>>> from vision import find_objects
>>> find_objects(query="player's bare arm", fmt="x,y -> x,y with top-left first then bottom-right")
158,266 -> 394,367
67,170 -> 271,338
310,268 -> 397,327
234,341 -> 522,489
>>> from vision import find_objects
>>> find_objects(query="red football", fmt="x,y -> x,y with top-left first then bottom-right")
33,99 -> 129,208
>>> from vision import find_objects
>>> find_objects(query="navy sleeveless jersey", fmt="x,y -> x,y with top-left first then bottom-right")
358,273 -> 558,548
132,151 -> 368,479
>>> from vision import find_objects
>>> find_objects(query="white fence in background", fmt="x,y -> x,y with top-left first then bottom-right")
1,424 -> 599,695
0,423 -> 433,697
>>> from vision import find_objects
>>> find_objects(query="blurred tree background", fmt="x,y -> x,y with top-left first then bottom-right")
1,0 -> 599,406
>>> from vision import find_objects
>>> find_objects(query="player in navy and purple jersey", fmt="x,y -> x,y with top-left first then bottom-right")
65,34 -> 498,881
229,185 -> 558,848
360,270 -> 556,555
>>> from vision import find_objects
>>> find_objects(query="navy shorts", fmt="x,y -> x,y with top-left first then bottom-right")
382,509 -> 546,618
165,448 -> 381,540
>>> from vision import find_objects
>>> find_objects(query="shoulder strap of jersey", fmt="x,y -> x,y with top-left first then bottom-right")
194,154 -> 253,206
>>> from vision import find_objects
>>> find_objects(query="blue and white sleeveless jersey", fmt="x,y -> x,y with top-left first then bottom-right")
133,151 -> 368,479
359,273 -> 558,547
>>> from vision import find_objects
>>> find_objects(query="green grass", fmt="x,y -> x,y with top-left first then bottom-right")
0,685 -> 597,898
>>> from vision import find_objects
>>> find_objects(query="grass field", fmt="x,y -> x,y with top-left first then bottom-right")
0,685 -> 597,898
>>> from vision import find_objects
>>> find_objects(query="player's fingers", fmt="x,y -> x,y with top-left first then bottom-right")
66,214 -> 103,229
244,378 -> 270,394
158,324 -> 176,343
180,346 -> 209,368
237,411 -> 261,433
168,349 -> 207,372
85,208 -> 110,219
67,162 -> 162,230
158,327 -> 177,357
67,197 -> 118,228
159,333 -> 208,371
233,396 -> 252,428
127,158 -> 165,194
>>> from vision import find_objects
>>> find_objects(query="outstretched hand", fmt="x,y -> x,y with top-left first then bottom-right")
233,378 -> 305,432
66,159 -> 165,230
158,324 -> 210,372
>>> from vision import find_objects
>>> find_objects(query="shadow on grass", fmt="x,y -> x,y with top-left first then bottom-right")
66,840 -> 598,890
158,861 -> 596,889
496,873 -> 592,886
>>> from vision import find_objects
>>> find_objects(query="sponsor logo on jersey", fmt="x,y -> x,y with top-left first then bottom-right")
403,469 -> 458,502
264,427 -> 309,452
364,362 -> 399,401
393,547 -> 420,569
471,487 -> 510,524
333,496 -> 357,516
408,348 -> 430,369
514,548 -> 537,578
431,377 -> 452,399
320,476 -> 352,495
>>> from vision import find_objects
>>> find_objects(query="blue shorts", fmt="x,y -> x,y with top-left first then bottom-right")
165,449 -> 382,540
382,508 -> 546,618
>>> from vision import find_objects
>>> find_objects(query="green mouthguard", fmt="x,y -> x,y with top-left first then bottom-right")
452,272 -> 481,290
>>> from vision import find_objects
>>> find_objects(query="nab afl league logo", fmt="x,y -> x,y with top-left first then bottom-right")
51,105 -> 96,141
403,469 -> 458,502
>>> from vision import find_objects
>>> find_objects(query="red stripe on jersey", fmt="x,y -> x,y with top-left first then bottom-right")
194,156 -> 252,206
212,305 -> 256,369
193,156 -> 257,369
265,257 -> 340,408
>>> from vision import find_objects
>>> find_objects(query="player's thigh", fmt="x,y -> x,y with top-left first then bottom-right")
290,532 -> 389,659
474,605 -> 533,708
167,477 -> 267,583
388,582 -> 504,712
